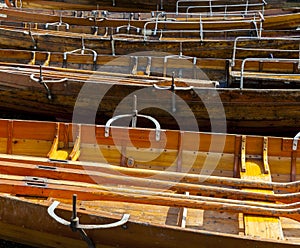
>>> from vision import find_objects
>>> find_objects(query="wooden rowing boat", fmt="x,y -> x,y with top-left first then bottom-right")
0,7 -> 299,35
0,23 -> 298,59
0,59 -> 298,137
1,4 -> 299,25
0,38 -> 297,83
4,0 -> 300,11
0,118 -> 299,247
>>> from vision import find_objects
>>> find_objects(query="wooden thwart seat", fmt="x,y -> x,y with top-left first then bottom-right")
239,136 -> 284,240
47,123 -> 81,161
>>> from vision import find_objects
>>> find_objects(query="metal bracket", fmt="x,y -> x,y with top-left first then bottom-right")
30,65 -> 68,100
153,73 -> 193,112
110,35 -> 115,56
23,24 -> 37,50
63,37 -> 98,70
48,195 -> 130,248
161,43 -> 197,78
116,13 -> 140,34
105,95 -> 161,141
45,12 -> 70,30
293,132 -> 300,151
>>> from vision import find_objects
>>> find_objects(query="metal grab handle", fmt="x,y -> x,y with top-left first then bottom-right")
30,65 -> 68,100
105,95 -> 161,141
47,201 -> 130,229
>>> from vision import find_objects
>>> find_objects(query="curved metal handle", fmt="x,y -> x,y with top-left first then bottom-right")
30,67 -> 68,100
153,84 -> 193,91
105,95 -> 161,141
30,74 -> 68,84
105,113 -> 161,141
45,13 -> 70,30
48,200 -> 130,229
63,37 -> 98,63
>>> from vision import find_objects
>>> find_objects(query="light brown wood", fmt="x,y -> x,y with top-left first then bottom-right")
240,136 -> 284,240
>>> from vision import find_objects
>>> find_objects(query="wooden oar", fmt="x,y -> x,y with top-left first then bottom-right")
1,174 -> 300,223
0,154 -> 298,194
3,164 -> 300,210
0,159 -> 300,205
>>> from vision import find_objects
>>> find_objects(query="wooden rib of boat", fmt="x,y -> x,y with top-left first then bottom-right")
0,58 -> 298,136
0,118 -> 299,247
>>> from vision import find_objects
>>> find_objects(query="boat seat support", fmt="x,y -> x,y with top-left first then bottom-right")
48,194 -> 130,248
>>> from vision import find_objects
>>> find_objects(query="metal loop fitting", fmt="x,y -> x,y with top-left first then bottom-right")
153,72 -> 193,112
45,12 -> 70,30
105,95 -> 161,141
30,65 -> 68,100
48,194 -> 130,248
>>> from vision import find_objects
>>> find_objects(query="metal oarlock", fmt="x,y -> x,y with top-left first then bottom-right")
30,65 -> 68,100
105,95 -> 161,141
23,24 -> 37,50
48,194 -> 130,248
63,37 -> 98,70
153,72 -> 193,113
45,12 -> 70,30
116,13 -> 140,34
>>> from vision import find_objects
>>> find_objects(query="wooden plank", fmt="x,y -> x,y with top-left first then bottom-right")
6,120 -> 13,155
240,136 -> 284,240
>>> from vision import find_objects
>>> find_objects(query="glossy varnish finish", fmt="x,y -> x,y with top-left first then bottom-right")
0,119 -> 298,246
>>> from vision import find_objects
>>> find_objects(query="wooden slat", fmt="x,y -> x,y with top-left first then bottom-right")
6,120 -> 13,155
240,136 -> 284,240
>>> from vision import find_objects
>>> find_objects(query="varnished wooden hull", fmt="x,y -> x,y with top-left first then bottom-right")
1,7 -> 300,31
0,195 -> 298,248
0,64 -> 299,137
0,25 -> 298,59
5,0 -> 300,11
0,119 -> 298,246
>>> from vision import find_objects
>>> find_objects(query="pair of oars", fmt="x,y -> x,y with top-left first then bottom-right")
1,173 -> 300,223
0,159 -> 299,204
0,158 -> 300,212
0,154 -> 298,194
